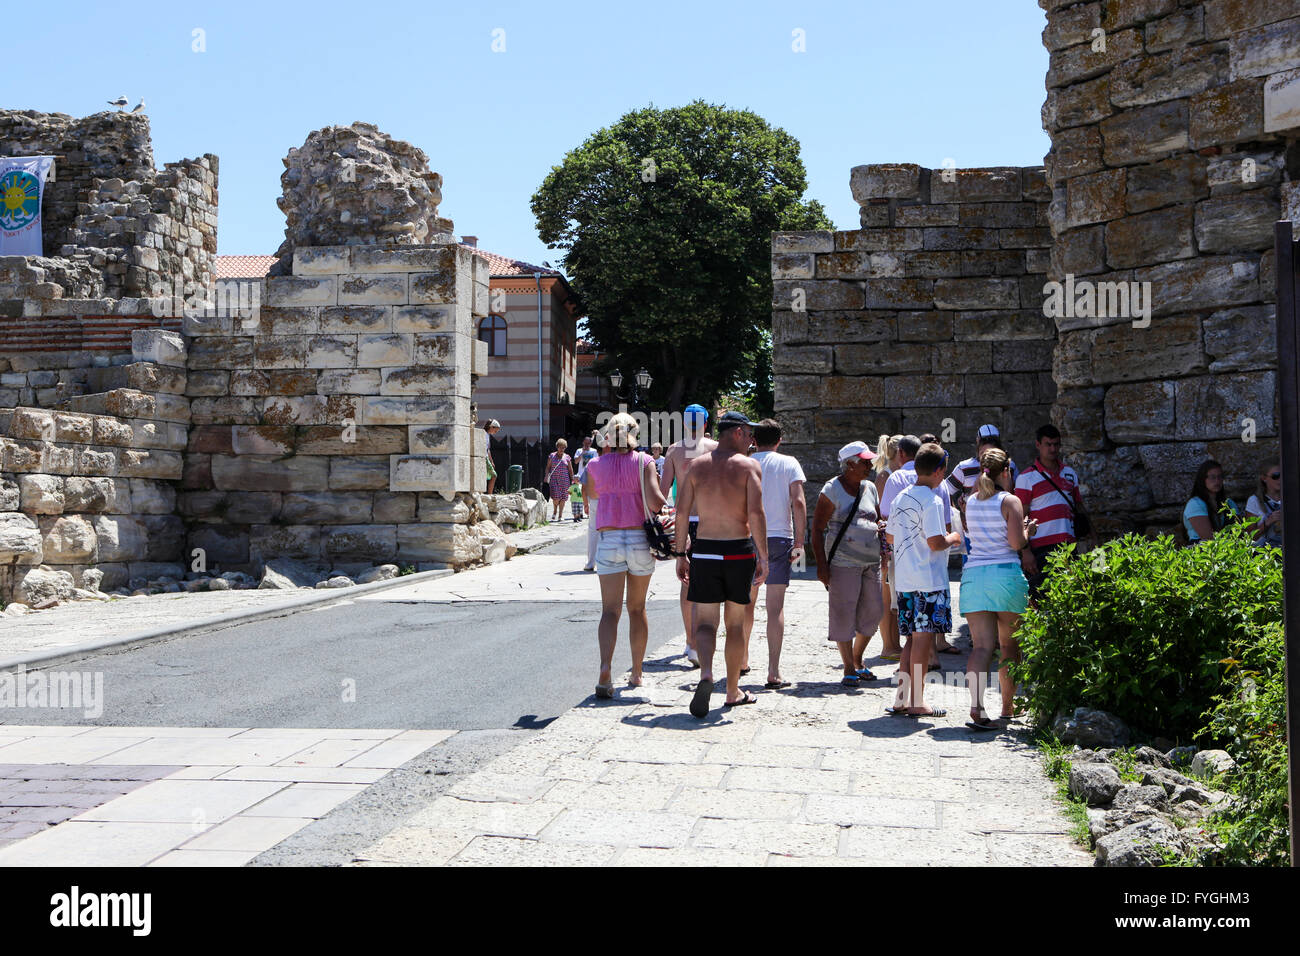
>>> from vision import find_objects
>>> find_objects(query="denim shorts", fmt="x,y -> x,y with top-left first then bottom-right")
595,528 -> 654,576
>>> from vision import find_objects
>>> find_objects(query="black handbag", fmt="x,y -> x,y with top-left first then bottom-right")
638,453 -> 677,560
1034,466 -> 1091,538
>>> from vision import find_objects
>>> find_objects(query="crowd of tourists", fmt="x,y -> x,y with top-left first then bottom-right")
544,404 -> 1283,723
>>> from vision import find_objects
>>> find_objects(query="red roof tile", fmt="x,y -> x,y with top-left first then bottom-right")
214,255 -> 277,278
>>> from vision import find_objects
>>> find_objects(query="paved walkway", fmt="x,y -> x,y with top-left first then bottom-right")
350,569 -> 1091,866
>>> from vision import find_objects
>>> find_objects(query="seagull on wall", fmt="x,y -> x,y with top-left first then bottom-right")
107,95 -> 128,109
130,99 -> 146,114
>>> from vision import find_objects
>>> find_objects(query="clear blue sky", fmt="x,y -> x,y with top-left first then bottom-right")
11,0 -> 1050,270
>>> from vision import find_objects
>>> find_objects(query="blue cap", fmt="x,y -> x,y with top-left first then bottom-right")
684,403 -> 708,420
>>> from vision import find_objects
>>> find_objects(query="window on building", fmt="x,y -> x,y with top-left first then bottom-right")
478,315 -> 507,356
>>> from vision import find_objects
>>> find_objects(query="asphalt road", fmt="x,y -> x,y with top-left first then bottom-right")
7,533 -> 686,731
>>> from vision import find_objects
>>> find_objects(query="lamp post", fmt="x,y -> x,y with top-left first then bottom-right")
608,368 -> 652,409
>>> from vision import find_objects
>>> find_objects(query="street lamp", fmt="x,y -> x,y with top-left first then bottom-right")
608,368 -> 652,408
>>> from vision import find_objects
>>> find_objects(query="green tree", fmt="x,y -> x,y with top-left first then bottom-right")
531,101 -> 830,412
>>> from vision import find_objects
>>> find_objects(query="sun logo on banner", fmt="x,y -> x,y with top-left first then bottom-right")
0,170 -> 41,231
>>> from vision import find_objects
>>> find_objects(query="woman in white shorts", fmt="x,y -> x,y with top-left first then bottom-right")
961,447 -> 1036,730
582,413 -> 666,698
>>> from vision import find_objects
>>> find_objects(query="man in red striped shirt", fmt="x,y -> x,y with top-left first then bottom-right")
1014,424 -> 1084,601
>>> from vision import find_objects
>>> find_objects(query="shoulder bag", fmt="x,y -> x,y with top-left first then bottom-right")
1033,465 -> 1091,538
638,453 -> 678,559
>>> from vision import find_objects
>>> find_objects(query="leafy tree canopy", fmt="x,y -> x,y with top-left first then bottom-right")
531,101 -> 831,413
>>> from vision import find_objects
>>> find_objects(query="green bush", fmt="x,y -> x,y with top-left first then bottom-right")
1201,621 -> 1290,866
1010,526 -> 1282,742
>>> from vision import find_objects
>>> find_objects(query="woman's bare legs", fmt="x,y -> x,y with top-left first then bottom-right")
597,571 -> 626,688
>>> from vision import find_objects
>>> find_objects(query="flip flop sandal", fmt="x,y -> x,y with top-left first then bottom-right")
689,678 -> 714,718
965,718 -> 1001,731
595,684 -> 614,699
739,667 -> 751,676
856,668 -> 877,681
884,707 -> 914,717
764,680 -> 791,690
937,646 -> 962,655
880,652 -> 901,661
841,674 -> 860,687
910,707 -> 948,718
724,692 -> 758,707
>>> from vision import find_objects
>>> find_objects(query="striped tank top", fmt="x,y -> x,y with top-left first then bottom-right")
965,491 -> 1018,568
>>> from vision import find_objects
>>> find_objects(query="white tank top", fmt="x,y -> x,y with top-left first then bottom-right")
965,491 -> 1018,567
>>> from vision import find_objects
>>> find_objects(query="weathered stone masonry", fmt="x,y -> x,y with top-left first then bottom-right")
774,1 -> 1300,534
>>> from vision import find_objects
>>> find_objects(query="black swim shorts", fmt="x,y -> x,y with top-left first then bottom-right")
687,538 -> 757,605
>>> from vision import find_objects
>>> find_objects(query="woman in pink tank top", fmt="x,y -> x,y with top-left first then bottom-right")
581,413 -> 667,700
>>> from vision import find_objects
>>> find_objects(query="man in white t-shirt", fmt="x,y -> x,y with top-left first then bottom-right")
741,418 -> 805,689
886,442 -> 962,718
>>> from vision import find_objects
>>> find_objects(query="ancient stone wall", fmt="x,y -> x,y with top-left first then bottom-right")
179,242 -> 493,577
0,332 -> 188,604
1040,0 -> 1295,531
0,110 -> 217,308
773,164 -> 1056,509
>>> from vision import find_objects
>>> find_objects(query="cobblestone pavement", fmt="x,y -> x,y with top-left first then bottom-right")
351,570 -> 1093,866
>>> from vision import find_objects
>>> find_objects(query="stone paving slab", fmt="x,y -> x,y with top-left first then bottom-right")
0,725 -> 457,866
351,571 -> 1092,867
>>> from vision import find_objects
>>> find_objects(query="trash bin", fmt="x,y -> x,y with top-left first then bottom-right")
507,464 -> 523,493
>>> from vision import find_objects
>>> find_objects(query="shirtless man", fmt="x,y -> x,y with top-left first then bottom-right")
674,411 -> 768,717
659,403 -> 718,667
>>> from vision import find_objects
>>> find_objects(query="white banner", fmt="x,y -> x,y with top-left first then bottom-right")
0,156 -> 55,256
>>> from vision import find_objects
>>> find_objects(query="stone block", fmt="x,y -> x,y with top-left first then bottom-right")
408,271 -> 456,304
1228,17 -> 1300,79
358,333 -> 415,368
1125,156 -> 1208,215
128,479 -> 173,515
396,522 -> 481,563
1043,1 -> 1100,50
1045,125 -> 1104,182
1138,442 -> 1210,505
1207,149 -> 1287,193
771,279 -> 864,311
893,251 -> 962,276
1104,381 -> 1176,442
186,370 -> 230,396
266,275 -> 336,307
849,164 -> 923,202
800,311 -> 895,343
772,253 -> 815,279
0,512 -> 43,564
1101,0 -> 1177,30
1175,372 -> 1276,440
1088,314 -> 1206,385
293,246 -> 351,275
358,395 -> 468,426
833,343 -> 932,375
123,361 -> 187,395
389,452 -> 463,496
1051,225 -> 1107,276
1110,47 -> 1226,109
881,374 -> 964,408
7,408 -> 54,442
249,525 -> 323,565
92,514 -> 148,562
130,329 -> 186,367
40,514 -> 97,563
472,337 -> 488,377
210,454 -> 330,492
962,249 -> 1030,275
281,492 -> 375,525
772,345 -> 833,374
1047,29 -> 1144,89
964,373 -> 1044,407
929,167 -> 1022,204
304,335 -> 358,369
338,273 -> 408,306
954,310 -> 1056,341
255,306 -> 320,335
296,425 -> 407,456
187,524 -> 250,565
834,229 -> 923,252
896,311 -> 953,341
231,425 -> 296,456
893,204 -> 957,227
374,493 -> 417,523
117,448 -> 183,480
253,335 -> 308,370
1190,78 -> 1265,147
0,475 -> 19,511
860,278 -> 934,309
408,424 -> 471,457
815,252 -> 904,280
261,395 -> 332,425
933,278 -> 1020,310
773,375 -> 821,410
1205,0 -> 1300,39
921,227 -> 1001,251
74,445 -> 118,477
991,340 -> 1056,373
1134,256 -> 1259,316
1104,207 -> 1194,269
323,524 -> 397,562
91,415 -> 131,447
319,305 -> 392,334
818,377 -> 886,408
380,365 -> 466,397
54,411 -> 98,445
417,493 -> 474,523
1044,75 -> 1113,130
130,420 -> 188,451
392,304 -> 457,334
352,245 -> 456,274
18,474 -> 64,514
182,490 -> 281,524
1194,194 -> 1278,252
773,231 -> 834,254
1065,168 -> 1126,228
1203,305 -> 1276,371
936,340 -> 992,374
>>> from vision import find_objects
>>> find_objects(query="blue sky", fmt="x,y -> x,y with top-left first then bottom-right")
11,0 -> 1050,269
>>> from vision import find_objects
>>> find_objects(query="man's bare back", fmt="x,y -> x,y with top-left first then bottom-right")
685,448 -> 764,541
660,434 -> 718,506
